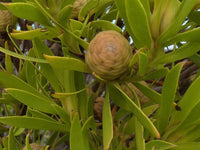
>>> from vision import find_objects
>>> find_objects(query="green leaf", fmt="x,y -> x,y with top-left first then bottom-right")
0,70 -> 45,98
58,5 -> 73,28
0,116 -> 68,132
163,27 -> 200,46
11,28 -> 60,40
109,84 -> 160,138
135,117 -> 145,150
125,0 -> 152,49
70,113 -> 85,150
100,9 -> 118,21
139,52 -> 148,75
52,104 -> 71,128
152,42 -> 200,66
28,108 -> 56,122
5,54 -> 13,74
169,142 -> 200,150
44,55 -> 91,84
8,127 -> 17,150
103,84 -> 113,150
189,53 -> 200,67
79,0 -> 98,21
0,47 -> 48,63
158,63 -> 182,133
5,2 -> 52,27
81,116 -> 94,150
114,0 -> 140,48
6,88 -> 57,114
24,49 -> 37,88
32,38 -> 62,92
133,82 -> 161,104
25,133 -> 32,150
158,0 -> 199,44
146,140 -> 176,150
169,76 -> 200,131
74,72 -> 88,122
140,0 -> 151,25
89,20 -> 122,32
143,68 -> 169,80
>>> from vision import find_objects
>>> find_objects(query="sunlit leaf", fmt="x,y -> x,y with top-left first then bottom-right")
146,140 -> 176,150
125,0 -> 152,49
4,2 -> 52,27
8,127 -> 17,150
70,113 -> 85,150
6,88 -> 57,114
152,42 -> 200,66
158,63 -> 182,133
109,84 -> 160,138
0,116 -> 68,132
103,84 -> 113,150
89,20 -> 121,32
158,0 -> 199,44
0,47 -> 48,63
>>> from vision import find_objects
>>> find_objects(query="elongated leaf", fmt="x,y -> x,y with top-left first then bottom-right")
139,52 -> 148,75
109,84 -> 160,138
79,0 -> 98,21
152,42 -> 200,66
8,127 -> 17,150
158,63 -> 182,133
24,49 -> 37,88
143,68 -> 169,80
0,116 -> 67,132
81,116 -> 94,150
169,76 -> 200,130
0,47 -> 48,63
158,0 -> 199,44
170,142 -> 200,150
70,114 -> 85,150
28,109 -> 56,122
89,20 -> 121,32
0,70 -> 45,98
52,104 -> 71,128
140,0 -> 151,24
58,5 -> 73,28
163,27 -> 200,46
74,72 -> 88,122
32,38 -> 62,92
133,82 -> 161,104
25,133 -> 31,150
103,85 -> 113,150
114,0 -> 141,48
135,117 -> 145,150
11,28 -> 60,40
189,54 -> 200,67
5,2 -> 52,27
125,0 -> 152,49
0,116 -> 68,132
44,55 -> 91,79
6,88 -> 57,114
146,140 -> 176,150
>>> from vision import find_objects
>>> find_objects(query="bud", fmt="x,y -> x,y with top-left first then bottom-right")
0,10 -> 13,33
71,0 -> 87,19
85,30 -> 132,81
150,0 -> 180,40
22,143 -> 43,150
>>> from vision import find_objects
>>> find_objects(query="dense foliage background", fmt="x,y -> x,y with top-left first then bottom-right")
1,0 -> 200,150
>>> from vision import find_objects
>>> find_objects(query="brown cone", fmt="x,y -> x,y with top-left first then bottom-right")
85,30 -> 132,81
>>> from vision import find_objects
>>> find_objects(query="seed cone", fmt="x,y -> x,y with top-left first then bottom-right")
85,30 -> 132,81
0,10 -> 13,33
71,0 -> 87,19
22,143 -> 43,150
